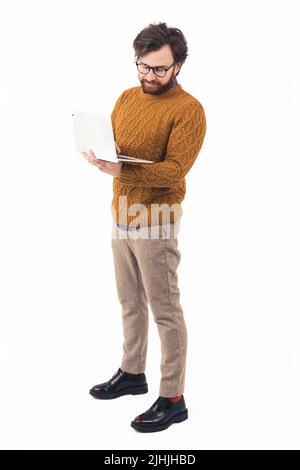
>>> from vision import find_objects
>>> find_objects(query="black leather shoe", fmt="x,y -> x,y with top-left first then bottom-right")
131,395 -> 188,432
89,368 -> 148,399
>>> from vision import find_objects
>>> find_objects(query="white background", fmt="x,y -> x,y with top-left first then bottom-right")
0,0 -> 299,450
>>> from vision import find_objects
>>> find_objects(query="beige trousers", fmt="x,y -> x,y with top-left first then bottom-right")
111,220 -> 187,397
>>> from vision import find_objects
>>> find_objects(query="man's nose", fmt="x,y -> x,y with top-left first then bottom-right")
146,69 -> 157,80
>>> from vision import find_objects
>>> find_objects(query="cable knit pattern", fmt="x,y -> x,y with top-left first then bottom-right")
111,82 -> 206,227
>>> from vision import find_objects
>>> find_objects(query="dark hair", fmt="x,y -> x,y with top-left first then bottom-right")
133,22 -> 188,77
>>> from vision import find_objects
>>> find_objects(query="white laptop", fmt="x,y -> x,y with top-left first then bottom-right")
72,110 -> 153,163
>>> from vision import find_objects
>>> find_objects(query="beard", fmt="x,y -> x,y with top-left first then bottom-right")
140,72 -> 177,95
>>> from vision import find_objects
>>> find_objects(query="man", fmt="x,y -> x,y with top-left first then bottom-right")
82,22 -> 206,433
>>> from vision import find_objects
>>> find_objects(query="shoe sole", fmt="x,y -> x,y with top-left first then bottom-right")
89,383 -> 148,399
130,408 -> 188,433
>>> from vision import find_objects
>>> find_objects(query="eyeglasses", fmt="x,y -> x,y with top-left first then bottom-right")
135,60 -> 176,78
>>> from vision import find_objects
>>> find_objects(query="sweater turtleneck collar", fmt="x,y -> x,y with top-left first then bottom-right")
166,75 -> 178,90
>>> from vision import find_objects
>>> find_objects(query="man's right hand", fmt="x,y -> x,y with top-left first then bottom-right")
81,141 -> 122,173
82,149 -> 123,177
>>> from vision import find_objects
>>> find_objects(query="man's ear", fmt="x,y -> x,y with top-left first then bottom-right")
175,63 -> 181,76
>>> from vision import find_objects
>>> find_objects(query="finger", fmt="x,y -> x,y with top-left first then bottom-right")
82,150 -> 95,162
89,149 -> 97,158
87,153 -> 99,163
82,152 -> 93,162
108,161 -> 122,168
97,161 -> 106,170
114,141 -> 121,153
95,157 -> 109,164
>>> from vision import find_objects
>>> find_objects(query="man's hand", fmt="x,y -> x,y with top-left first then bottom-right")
81,143 -> 122,178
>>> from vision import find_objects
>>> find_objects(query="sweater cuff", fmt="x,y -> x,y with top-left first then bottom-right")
117,164 -> 140,185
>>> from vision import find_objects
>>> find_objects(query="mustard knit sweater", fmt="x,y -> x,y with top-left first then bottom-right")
111,82 -> 206,227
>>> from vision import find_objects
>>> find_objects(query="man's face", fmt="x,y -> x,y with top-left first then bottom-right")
137,44 -> 181,95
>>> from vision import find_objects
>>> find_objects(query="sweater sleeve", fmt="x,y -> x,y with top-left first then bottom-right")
116,102 -> 206,188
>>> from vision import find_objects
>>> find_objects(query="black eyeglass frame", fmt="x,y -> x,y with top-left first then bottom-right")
135,60 -> 176,78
